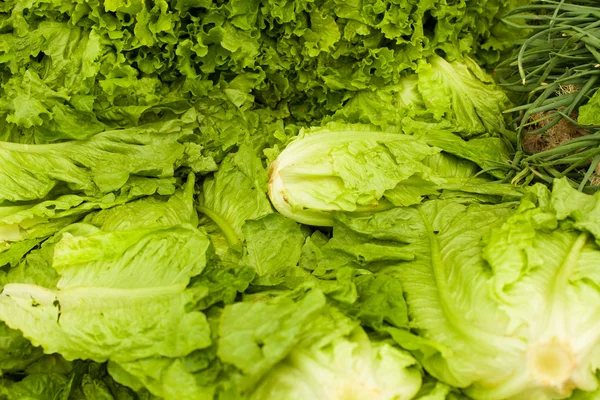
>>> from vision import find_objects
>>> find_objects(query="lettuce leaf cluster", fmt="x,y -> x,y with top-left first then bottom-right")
7,1 -> 596,400
0,0 -> 523,145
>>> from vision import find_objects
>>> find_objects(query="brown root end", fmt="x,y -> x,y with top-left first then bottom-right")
523,110 -> 589,154
522,133 -> 546,153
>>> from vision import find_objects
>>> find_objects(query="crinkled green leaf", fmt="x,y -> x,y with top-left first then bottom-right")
198,144 -> 272,245
0,120 -> 197,202
53,224 -> 211,290
0,283 -> 211,363
0,322 -> 43,373
328,181 -> 600,399
242,213 -> 305,279
268,123 -> 520,226
218,289 -> 326,390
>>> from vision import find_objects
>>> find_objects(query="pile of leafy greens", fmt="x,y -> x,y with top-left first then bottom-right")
3,1 -> 600,400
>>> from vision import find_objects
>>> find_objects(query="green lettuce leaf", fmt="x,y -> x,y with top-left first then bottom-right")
578,88 -> 600,126
0,172 -> 196,271
109,289 -> 423,400
198,144 -> 272,246
242,213 -> 306,281
83,172 -> 198,232
328,55 -> 513,140
249,325 -> 421,400
52,224 -> 211,290
410,56 -> 511,138
0,322 -> 43,373
0,283 -> 211,363
0,356 -> 156,400
0,215 -> 213,364
0,120 -> 197,203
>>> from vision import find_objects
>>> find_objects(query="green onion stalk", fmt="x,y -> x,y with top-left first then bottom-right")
496,0 -> 600,192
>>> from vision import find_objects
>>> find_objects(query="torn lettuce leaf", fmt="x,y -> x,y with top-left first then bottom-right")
0,283 -> 211,363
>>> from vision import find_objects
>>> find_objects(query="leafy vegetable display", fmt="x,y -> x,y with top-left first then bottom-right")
2,1 -> 600,400
326,55 -> 514,140
0,0 -> 522,145
316,179 -> 600,399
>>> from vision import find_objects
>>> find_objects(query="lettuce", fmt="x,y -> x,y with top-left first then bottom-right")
0,0 -> 524,143
328,55 -> 512,140
197,144 -> 273,246
249,324 -> 421,400
0,120 -> 200,203
0,170 -> 215,395
0,1 -> 544,398
268,123 -> 521,226
0,356 -> 153,399
309,179 -> 600,399
0,218 -> 214,362
107,289 -> 423,400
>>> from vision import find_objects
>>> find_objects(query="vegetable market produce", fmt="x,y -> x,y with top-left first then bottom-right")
498,0 -> 600,191
327,55 -> 515,140
301,178 -> 600,399
0,0 -> 523,146
3,0 -> 600,400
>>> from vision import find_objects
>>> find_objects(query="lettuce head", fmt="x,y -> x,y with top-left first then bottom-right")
268,123 -> 520,226
320,179 -> 600,399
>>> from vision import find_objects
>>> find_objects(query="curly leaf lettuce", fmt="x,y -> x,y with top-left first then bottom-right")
329,55 -> 512,139
0,0 -> 524,143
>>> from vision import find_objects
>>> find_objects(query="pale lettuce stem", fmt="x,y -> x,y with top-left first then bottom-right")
197,206 -> 240,245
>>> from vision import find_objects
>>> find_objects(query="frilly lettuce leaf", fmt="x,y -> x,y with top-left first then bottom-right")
0,0 -> 524,143
328,55 -> 512,140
